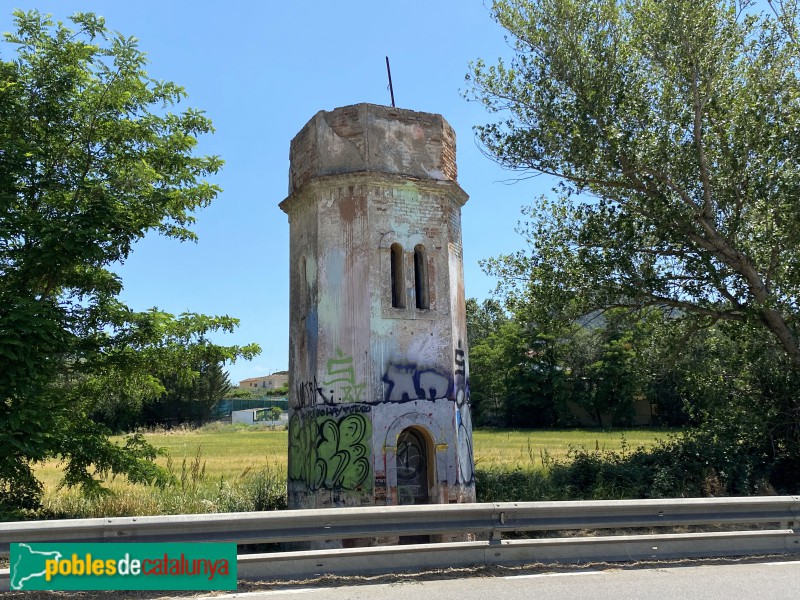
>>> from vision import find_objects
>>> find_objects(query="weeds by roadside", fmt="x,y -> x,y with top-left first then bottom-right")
16,426 -> 799,520
38,447 -> 287,519
476,429 -> 792,503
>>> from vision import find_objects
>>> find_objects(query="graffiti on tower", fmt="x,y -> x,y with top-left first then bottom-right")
288,410 -> 373,491
382,364 -> 451,402
321,348 -> 366,403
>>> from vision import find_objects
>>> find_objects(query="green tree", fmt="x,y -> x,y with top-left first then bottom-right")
468,297 -> 560,427
467,0 -> 800,368
141,360 -> 233,428
469,322 -> 512,426
559,312 -> 644,427
468,0 -> 800,489
225,387 -> 260,399
195,361 -> 233,423
0,11 -> 259,515
470,317 -> 561,427
264,383 -> 289,397
466,297 -> 508,348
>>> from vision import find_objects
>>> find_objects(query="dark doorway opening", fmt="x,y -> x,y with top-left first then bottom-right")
397,427 -> 431,544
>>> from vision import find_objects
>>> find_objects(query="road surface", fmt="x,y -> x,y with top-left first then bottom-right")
202,559 -> 800,600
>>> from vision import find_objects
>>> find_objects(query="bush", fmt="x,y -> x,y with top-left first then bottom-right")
474,429 -> 796,503
475,467 -> 554,502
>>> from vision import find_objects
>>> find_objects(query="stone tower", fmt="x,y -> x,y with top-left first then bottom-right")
281,103 -> 475,510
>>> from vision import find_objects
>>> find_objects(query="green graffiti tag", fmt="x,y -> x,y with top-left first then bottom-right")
288,411 -> 372,491
320,348 -> 366,402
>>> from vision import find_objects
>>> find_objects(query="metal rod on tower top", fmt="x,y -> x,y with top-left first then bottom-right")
385,56 -> 395,108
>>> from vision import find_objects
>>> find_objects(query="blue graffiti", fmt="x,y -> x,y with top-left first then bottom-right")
383,364 -> 452,402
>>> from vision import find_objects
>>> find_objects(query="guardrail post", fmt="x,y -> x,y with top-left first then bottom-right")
788,496 -> 800,530
489,511 -> 507,544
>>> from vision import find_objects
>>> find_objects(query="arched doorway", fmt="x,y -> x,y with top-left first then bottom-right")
396,428 -> 429,505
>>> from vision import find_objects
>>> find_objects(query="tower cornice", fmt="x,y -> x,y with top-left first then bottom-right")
279,171 -> 468,217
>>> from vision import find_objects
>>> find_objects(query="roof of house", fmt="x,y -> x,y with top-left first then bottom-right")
239,373 -> 289,383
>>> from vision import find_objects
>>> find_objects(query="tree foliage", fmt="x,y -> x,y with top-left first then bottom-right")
467,0 -> 800,367
137,360 -> 233,429
466,0 -> 800,491
0,11 -> 259,516
467,301 -> 677,429
466,298 -> 507,348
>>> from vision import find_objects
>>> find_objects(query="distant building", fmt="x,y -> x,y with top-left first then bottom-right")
238,371 -> 288,391
232,408 -> 288,425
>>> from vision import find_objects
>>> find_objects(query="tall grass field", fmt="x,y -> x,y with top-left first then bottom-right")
31,424 -> 676,519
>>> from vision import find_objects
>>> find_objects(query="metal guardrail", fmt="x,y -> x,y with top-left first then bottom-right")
2,496 -> 799,551
2,496 -> 799,585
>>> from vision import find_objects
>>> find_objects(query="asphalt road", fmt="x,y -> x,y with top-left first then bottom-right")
202,560 -> 800,600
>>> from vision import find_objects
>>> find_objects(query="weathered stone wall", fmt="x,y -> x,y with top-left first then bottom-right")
281,104 -> 474,512
288,104 -> 457,194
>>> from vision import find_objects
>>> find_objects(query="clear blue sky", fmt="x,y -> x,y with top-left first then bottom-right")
2,1 -> 555,384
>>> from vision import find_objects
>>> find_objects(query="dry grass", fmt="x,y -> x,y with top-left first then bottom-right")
30,425 -> 675,515
34,424 -> 288,494
472,428 -> 677,470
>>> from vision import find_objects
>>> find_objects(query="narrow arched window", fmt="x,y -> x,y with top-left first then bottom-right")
414,244 -> 429,309
300,256 -> 307,296
391,243 -> 405,308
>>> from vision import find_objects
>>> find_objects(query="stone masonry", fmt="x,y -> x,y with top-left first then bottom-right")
280,103 -> 475,512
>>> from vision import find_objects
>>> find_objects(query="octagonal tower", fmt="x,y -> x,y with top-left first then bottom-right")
281,103 -> 475,510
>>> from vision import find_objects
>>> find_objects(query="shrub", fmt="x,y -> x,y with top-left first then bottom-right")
474,429 -> 795,503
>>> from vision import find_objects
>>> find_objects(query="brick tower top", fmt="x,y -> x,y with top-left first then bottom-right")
287,103 -> 458,195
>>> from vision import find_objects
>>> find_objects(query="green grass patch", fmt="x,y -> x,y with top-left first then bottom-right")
28,425 -> 676,519
475,428 -> 791,503
473,428 -> 677,470
34,423 -> 289,519
35,423 -> 288,494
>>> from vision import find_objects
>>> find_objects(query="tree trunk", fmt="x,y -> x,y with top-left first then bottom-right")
761,307 -> 800,369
